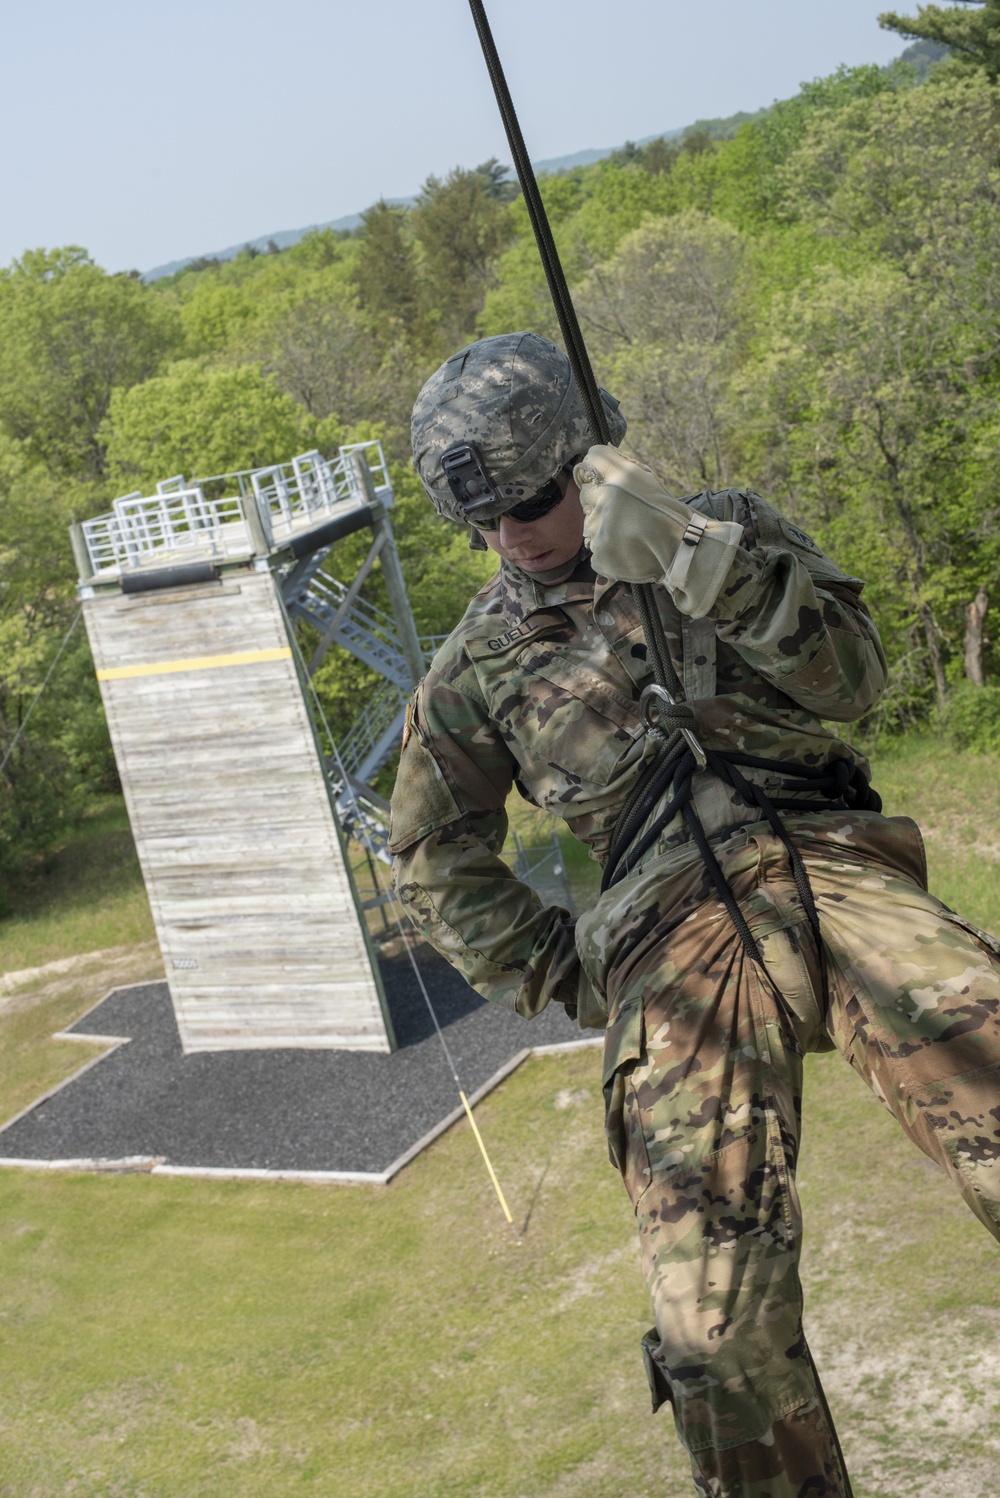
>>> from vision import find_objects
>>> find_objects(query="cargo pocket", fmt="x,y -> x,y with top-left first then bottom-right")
601,998 -> 645,1179
635,1111 -> 808,1454
882,814 -> 929,890
641,1326 -> 675,1416
637,1109 -> 797,1268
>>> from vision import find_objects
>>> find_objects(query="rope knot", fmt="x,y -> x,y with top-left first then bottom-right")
829,759 -> 852,798
639,683 -> 696,739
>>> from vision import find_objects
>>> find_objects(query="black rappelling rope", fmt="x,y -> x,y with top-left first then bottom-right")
465,0 -> 609,445
460,3 -> 869,986
464,0 -> 675,692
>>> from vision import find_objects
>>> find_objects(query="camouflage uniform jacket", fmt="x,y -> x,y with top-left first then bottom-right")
388,487 -> 888,1027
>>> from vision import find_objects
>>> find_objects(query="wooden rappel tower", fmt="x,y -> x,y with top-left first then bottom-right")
72,443 -> 428,1054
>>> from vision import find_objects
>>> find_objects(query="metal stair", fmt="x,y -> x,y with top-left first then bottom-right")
282,545 -> 446,798
335,786 -> 394,865
290,571 -> 414,690
338,679 -> 409,787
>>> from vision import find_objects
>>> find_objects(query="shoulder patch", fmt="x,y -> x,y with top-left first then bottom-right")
778,517 -> 822,553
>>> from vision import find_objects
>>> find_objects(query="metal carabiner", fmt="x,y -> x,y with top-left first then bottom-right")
639,683 -> 708,769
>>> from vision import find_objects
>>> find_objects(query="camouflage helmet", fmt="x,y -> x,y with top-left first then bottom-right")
411,332 -> 626,527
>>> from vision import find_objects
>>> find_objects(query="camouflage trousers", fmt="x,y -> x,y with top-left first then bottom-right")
578,812 -> 1000,1498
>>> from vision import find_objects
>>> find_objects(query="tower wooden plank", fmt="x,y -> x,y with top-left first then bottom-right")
84,570 -> 394,1053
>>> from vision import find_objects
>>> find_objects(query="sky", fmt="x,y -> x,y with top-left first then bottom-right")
0,0 -> 908,276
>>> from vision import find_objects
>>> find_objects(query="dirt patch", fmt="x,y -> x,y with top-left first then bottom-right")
553,1087 -> 591,1111
225,1415 -> 269,1463
554,1243 -> 638,1311
814,1313 -> 1000,1497
0,942 -> 163,1016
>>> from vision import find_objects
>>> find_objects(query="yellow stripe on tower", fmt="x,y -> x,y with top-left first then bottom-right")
97,647 -> 293,681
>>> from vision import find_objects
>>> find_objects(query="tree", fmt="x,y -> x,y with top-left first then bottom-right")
692,63 -> 916,231
102,362 -> 317,492
0,249 -> 180,480
0,438 -> 112,894
175,273 -> 258,356
746,265 -> 997,711
354,200 -> 422,335
570,161 -> 676,262
575,213 -> 750,492
641,137 -> 680,176
608,140 -> 643,166
782,74 -> 1000,373
174,235 -> 360,359
411,166 -> 515,346
879,1 -> 1000,80
478,173 -> 584,339
475,158 -> 518,203
248,293 -> 420,458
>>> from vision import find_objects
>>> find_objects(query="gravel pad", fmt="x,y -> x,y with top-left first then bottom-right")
0,955 -> 584,1174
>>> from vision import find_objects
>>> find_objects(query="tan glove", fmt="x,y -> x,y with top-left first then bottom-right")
574,445 -> 744,619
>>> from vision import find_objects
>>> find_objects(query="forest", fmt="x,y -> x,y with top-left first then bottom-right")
2,9 -> 1000,895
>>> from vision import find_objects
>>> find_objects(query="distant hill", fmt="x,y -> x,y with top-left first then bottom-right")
141,41 -> 946,284
142,202 -> 408,283
139,109 -> 767,283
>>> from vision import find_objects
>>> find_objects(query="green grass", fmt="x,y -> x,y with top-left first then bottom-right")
1,740 -> 999,1495
0,797 -> 159,1125
870,733 -> 1000,931
0,1048 -> 997,1497
0,1051 -> 678,1498
0,797 -> 155,973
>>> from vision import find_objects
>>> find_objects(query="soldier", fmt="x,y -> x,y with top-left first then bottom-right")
388,331 -> 1000,1498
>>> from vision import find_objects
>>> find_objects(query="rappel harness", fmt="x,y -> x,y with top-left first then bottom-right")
464,0 -> 881,972
602,735 -> 880,964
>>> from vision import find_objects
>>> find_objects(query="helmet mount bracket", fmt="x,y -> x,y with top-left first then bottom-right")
441,442 -> 503,522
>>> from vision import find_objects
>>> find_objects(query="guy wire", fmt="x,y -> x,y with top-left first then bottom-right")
0,607 -> 83,778
283,601 -> 516,1229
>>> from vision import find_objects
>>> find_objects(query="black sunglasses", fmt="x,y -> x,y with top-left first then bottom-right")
477,474 -> 566,530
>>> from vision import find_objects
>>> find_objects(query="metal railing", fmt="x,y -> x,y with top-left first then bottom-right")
79,441 -> 392,578
252,443 -> 392,549
81,487 -> 252,575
